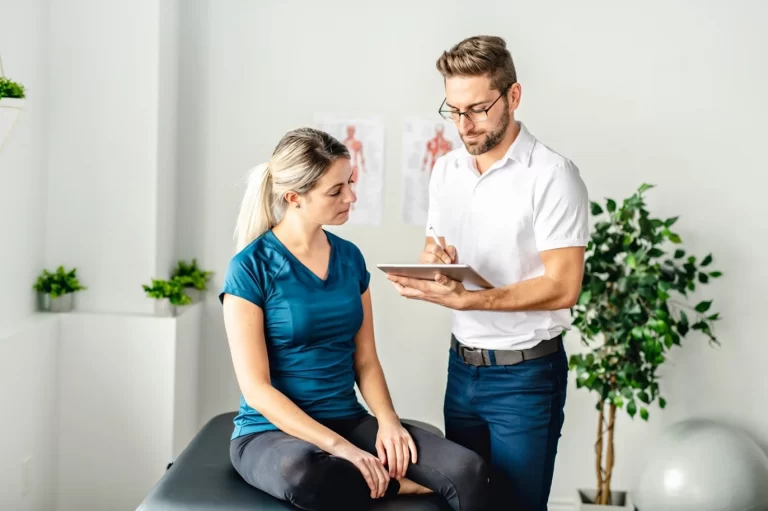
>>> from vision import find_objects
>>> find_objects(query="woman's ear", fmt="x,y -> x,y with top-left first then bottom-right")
284,191 -> 301,209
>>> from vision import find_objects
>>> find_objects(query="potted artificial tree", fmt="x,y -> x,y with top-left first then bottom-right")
0,54 -> 26,151
33,266 -> 87,312
142,277 -> 192,317
170,258 -> 212,303
569,183 -> 723,509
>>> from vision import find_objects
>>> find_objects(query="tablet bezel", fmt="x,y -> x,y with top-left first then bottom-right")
376,264 -> 493,289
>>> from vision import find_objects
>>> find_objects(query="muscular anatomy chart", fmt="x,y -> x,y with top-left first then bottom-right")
401,118 -> 462,225
314,115 -> 385,225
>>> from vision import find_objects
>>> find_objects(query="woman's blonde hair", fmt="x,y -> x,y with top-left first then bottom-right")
233,127 -> 349,251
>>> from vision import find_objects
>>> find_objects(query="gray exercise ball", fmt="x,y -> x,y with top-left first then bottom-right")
634,419 -> 768,511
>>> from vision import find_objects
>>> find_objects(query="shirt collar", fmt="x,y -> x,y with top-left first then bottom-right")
458,121 -> 535,170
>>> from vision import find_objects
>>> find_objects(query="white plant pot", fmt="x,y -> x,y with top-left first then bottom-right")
38,292 -> 75,313
0,97 -> 25,152
154,298 -> 177,317
578,489 -> 634,510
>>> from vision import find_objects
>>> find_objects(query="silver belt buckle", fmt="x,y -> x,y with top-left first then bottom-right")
460,346 -> 486,366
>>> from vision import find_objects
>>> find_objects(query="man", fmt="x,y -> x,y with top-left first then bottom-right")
387,35 -> 589,511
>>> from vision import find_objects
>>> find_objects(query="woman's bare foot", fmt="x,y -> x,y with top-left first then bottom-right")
398,477 -> 433,495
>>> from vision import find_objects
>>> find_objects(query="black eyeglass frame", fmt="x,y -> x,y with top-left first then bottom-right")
438,84 -> 514,123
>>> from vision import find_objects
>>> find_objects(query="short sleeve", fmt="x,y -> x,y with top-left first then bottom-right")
533,161 -> 590,252
218,256 -> 266,308
354,245 -> 371,294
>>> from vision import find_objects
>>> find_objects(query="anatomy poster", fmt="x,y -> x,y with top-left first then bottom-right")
400,118 -> 462,225
314,115 -> 385,226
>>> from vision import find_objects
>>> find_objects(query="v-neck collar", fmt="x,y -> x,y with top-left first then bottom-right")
267,229 -> 335,286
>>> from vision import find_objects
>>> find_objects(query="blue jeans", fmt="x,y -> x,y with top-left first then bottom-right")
443,337 -> 568,511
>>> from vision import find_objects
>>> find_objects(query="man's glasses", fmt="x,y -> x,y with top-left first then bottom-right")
438,85 -> 512,123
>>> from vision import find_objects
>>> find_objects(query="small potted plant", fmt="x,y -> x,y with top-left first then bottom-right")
570,183 -> 722,509
33,266 -> 87,313
142,277 -> 192,317
0,54 -> 26,152
170,258 -> 213,303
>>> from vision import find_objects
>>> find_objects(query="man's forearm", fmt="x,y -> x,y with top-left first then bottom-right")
462,275 -> 579,312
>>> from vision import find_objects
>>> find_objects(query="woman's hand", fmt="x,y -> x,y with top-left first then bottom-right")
375,418 -> 418,479
330,441 -> 390,499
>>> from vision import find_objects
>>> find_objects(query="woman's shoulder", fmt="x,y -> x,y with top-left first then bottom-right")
227,232 -> 289,277
326,230 -> 364,260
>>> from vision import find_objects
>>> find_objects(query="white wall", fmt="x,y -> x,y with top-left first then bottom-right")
0,0 -> 51,334
0,2 -> 56,509
56,305 -> 201,511
46,0 -> 180,314
0,317 -> 59,511
179,0 -> 768,504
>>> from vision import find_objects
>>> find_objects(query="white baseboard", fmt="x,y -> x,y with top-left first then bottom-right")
548,496 -> 578,511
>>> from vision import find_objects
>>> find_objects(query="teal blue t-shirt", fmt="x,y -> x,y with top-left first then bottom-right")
219,229 -> 369,439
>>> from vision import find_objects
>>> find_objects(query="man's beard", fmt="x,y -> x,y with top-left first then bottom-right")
462,106 -> 510,156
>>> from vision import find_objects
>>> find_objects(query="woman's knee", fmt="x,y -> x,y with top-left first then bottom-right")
278,449 -> 324,495
448,447 -> 490,509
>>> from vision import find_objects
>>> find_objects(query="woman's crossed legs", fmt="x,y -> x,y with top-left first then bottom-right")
230,414 -> 489,511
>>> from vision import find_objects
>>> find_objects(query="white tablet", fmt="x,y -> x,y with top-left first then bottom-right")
376,264 -> 493,289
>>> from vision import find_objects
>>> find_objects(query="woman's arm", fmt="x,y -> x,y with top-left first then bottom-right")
354,288 -> 417,479
353,288 -> 398,423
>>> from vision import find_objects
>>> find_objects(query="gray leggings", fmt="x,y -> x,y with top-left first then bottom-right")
230,414 -> 489,511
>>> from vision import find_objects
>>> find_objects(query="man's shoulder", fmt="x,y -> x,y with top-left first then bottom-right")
528,136 -> 577,175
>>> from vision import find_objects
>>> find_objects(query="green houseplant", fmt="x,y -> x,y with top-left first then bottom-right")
569,183 -> 722,508
0,54 -> 26,152
142,278 -> 192,317
33,266 -> 87,312
0,76 -> 25,99
170,258 -> 212,302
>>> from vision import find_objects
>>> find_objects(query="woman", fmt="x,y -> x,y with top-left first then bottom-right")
219,127 -> 488,511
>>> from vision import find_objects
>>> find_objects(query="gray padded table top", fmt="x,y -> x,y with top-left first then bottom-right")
137,412 -> 451,510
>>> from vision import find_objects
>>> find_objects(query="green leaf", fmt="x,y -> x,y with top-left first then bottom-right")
674,249 -> 685,258
695,300 -> 712,313
667,232 -> 682,243
627,400 -> 637,418
590,202 -> 604,215
640,407 -> 649,421
638,391 -> 650,404
698,272 -> 709,284
626,253 -> 637,268
707,313 -> 720,321
638,183 -> 655,194
606,199 -> 617,212
664,216 -> 679,227
659,397 -> 667,409
709,271 -> 722,278
578,290 -> 592,306
701,254 -> 713,266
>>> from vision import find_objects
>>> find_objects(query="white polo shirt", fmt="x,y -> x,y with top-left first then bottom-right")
426,121 -> 590,351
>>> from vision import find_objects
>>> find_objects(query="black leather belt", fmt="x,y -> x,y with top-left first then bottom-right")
451,334 -> 562,367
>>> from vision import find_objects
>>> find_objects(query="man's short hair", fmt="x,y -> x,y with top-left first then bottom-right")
436,35 -> 517,92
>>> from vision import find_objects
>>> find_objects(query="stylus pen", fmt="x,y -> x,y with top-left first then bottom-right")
428,224 -> 444,249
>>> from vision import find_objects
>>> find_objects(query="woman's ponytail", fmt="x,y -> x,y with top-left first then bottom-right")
234,162 -> 275,251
